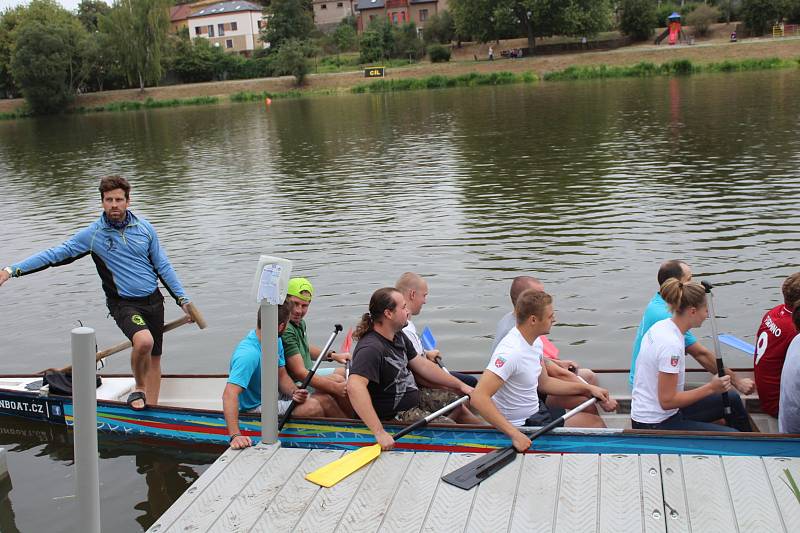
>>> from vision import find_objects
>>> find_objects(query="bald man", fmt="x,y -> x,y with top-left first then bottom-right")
396,272 -> 478,387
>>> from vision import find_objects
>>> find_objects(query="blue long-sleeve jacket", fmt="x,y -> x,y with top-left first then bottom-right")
9,211 -> 189,305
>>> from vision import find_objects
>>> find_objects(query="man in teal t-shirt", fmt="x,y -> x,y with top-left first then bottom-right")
629,260 -> 754,394
222,300 -> 344,450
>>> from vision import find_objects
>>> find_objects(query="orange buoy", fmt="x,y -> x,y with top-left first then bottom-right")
265,97 -> 272,105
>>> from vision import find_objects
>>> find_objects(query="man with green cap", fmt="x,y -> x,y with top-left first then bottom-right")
283,277 -> 352,414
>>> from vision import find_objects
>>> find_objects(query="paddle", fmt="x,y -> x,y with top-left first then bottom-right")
54,302 -> 207,374
718,333 -> 756,355
441,396 -> 597,491
306,395 -> 470,488
701,281 -> 734,427
420,326 -> 450,371
278,324 -> 342,430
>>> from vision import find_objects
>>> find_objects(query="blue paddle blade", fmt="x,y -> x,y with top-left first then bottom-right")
718,334 -> 755,355
421,327 -> 436,351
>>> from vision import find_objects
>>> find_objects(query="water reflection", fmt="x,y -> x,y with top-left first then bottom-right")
0,417 -> 219,532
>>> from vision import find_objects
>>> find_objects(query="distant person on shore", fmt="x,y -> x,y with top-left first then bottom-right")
348,287 -> 480,450
0,176 -> 194,410
471,289 -> 612,452
631,279 -> 751,432
488,46 -> 494,61
629,260 -> 755,394
754,273 -> 800,417
396,272 -> 477,387
282,277 -> 352,415
222,300 -> 346,450
493,276 -> 615,420
779,306 -> 800,433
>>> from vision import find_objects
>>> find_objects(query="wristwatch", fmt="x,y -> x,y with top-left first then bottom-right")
2,267 -> 12,277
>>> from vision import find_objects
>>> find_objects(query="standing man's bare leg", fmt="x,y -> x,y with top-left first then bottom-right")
147,355 -> 162,406
131,330 -> 154,409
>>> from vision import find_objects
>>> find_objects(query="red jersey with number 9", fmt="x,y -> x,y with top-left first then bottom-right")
754,305 -> 798,417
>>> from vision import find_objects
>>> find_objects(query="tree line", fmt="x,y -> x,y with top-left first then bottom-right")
1,0 -> 798,115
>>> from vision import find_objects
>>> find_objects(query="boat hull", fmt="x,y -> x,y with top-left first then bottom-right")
1,387 -> 798,457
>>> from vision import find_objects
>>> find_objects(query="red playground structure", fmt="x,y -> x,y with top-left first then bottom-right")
655,12 -> 688,45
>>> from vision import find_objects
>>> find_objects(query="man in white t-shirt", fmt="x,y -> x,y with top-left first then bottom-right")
396,272 -> 478,387
471,289 -> 611,452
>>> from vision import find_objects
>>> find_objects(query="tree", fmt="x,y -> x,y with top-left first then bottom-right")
450,0 -> 612,51
262,0 -> 314,51
0,6 -> 25,98
619,0 -> 657,41
741,0 -> 789,35
686,4 -> 721,37
332,18 -> 357,55
77,0 -> 111,32
422,10 -> 456,44
274,38 -> 311,85
82,29 -> 125,92
101,0 -> 170,91
393,23 -> 425,60
11,18 -> 89,113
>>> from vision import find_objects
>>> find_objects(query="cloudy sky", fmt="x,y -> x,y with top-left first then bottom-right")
1,0 -> 83,13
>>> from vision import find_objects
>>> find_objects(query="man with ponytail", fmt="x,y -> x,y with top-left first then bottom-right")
631,279 -> 751,432
348,287 -> 480,451
754,273 -> 800,418
629,260 -> 754,395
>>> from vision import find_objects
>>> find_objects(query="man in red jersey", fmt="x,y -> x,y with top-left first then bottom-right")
754,273 -> 800,417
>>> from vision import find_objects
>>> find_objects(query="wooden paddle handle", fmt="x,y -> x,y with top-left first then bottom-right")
55,304 -> 206,373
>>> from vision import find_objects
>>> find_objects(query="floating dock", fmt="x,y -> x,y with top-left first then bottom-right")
148,444 -> 800,532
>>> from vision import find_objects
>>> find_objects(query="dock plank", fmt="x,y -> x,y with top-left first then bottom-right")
207,446 -> 316,533
553,454 -> 599,533
762,457 -> 800,530
508,454 -> 562,533
598,454 -> 643,532
378,452 -> 449,533
162,444 -> 281,533
293,450 -> 370,533
658,455 -> 690,533
148,446 -> 243,533
682,455 -> 738,532
335,451 -> 413,533
723,456 -> 784,532
249,448 -> 338,532
639,454 -> 667,533
420,453 -> 480,533
465,453 -> 524,533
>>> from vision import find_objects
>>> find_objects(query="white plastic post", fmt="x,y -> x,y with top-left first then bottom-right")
71,326 -> 101,533
253,255 -> 292,445
260,300 -> 279,445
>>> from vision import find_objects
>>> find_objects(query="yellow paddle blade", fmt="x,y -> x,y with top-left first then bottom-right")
305,444 -> 381,488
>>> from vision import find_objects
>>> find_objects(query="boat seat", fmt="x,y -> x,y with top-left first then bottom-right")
95,378 -> 136,401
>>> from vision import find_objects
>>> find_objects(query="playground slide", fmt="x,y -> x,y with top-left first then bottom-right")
668,25 -> 680,45
654,28 -> 669,45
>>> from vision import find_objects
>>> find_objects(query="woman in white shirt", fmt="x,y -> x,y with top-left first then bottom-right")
631,279 -> 751,432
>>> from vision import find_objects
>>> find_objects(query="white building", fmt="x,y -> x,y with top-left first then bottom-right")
188,1 -> 268,55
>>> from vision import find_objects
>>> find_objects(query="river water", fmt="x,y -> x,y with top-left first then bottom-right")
1,69 -> 799,530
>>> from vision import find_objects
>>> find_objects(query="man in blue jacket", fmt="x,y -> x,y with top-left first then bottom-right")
0,176 -> 193,410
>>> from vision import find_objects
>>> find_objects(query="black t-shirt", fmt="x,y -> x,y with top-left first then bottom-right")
350,330 -> 420,419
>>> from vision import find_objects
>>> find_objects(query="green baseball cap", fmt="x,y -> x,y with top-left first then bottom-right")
287,277 -> 314,301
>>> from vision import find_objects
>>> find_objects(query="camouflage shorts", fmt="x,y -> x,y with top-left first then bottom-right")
392,387 -> 459,424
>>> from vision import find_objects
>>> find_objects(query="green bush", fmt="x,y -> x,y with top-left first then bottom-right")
351,71 -> 536,94
685,4 -> 720,37
655,3 -> 681,26
274,38 -> 311,86
619,0 -> 658,41
427,44 -> 451,63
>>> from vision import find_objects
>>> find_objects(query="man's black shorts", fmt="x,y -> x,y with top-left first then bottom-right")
523,402 -> 567,428
107,290 -> 165,356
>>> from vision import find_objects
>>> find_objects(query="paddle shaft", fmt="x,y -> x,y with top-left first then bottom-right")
393,395 -> 470,441
55,302 -> 206,374
701,281 -> 734,424
278,324 -> 343,430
